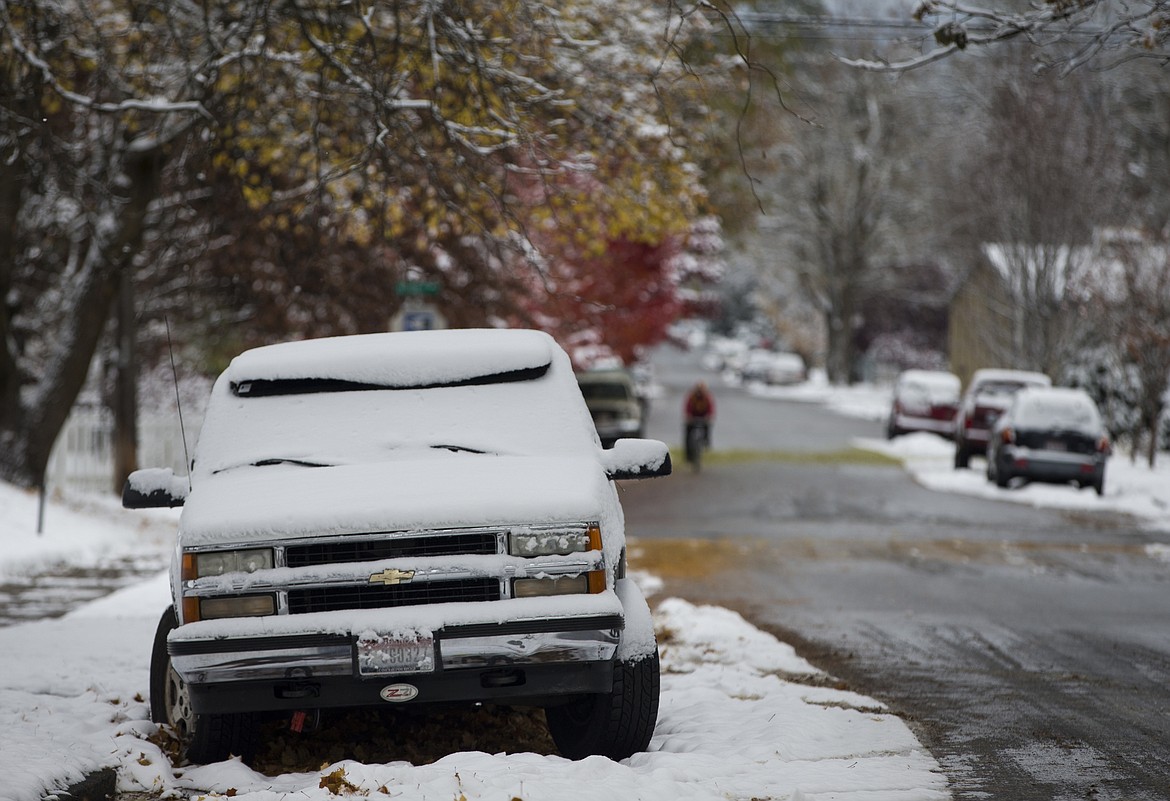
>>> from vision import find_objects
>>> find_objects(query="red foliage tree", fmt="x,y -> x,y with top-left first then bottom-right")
524,237 -> 686,368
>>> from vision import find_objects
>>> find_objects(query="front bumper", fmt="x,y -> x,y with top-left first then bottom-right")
171,613 -> 623,714
593,419 -> 642,440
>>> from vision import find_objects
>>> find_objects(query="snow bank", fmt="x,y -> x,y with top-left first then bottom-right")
858,432 -> 1170,533
1,583 -> 948,801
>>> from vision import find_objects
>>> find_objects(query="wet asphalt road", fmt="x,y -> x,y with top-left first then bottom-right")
623,347 -> 1170,800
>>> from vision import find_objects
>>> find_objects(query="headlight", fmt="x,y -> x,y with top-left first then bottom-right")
514,569 -> 607,597
509,525 -> 600,557
183,548 -> 274,579
513,576 -> 591,598
198,594 -> 276,619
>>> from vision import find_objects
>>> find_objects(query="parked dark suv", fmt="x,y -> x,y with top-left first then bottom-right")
986,387 -> 1110,495
953,368 -> 1051,468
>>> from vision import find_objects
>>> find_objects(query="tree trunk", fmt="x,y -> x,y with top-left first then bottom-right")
824,309 -> 854,385
113,271 -> 138,493
0,144 -> 163,490
1145,404 -> 1161,469
0,133 -> 30,487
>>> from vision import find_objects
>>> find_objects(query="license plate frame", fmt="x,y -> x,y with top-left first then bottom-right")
356,632 -> 435,677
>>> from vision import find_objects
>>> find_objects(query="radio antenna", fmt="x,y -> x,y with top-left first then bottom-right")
165,315 -> 192,491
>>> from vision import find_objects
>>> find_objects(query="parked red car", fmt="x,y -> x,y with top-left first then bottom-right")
953,368 -> 1051,468
886,369 -> 961,440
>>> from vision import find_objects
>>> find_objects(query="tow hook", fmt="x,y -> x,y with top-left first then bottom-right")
289,708 -> 321,733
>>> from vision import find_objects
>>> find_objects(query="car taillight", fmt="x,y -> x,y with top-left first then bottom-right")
1001,427 -> 1014,444
1097,435 -> 1111,454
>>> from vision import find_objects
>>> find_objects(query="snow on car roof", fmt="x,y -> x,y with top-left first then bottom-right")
898,369 -> 959,389
1012,387 -> 1102,429
969,368 -> 1051,388
224,328 -> 555,388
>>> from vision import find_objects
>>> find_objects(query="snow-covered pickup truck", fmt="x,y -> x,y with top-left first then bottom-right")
123,329 -> 671,765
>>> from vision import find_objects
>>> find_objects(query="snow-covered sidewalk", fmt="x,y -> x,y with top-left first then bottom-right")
748,374 -> 1170,535
863,431 -> 1170,537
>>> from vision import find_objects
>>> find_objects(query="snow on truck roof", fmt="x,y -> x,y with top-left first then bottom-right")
223,328 -> 557,390
191,328 -> 598,482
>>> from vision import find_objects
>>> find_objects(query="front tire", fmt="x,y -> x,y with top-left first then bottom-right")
545,649 -> 661,761
685,426 -> 704,472
954,444 -> 970,469
150,607 -> 258,764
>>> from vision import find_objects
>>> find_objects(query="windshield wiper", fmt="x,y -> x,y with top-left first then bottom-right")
213,457 -> 331,475
231,364 -> 550,397
430,445 -> 487,454
253,457 -> 330,468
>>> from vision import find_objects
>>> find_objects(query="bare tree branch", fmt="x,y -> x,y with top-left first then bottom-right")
841,0 -> 1170,73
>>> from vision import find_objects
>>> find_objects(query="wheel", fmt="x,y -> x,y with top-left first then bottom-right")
151,607 -> 258,764
1094,478 -> 1105,496
685,425 -> 704,472
545,649 -> 661,761
994,466 -> 1010,489
954,444 -> 970,469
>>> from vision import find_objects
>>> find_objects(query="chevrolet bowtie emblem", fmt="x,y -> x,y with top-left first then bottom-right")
369,568 -> 416,586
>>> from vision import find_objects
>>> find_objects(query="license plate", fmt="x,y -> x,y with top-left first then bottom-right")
1045,439 -> 1068,451
357,632 -> 435,676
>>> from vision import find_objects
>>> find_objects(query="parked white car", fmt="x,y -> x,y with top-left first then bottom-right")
886,369 -> 961,439
123,329 -> 671,764
740,349 -> 806,386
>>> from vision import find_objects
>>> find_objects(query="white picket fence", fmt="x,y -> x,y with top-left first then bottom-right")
45,406 -> 200,496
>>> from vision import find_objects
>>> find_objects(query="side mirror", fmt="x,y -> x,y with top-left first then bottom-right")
602,438 -> 672,480
122,467 -> 189,509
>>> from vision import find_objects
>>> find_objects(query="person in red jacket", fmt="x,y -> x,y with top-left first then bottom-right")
683,381 -> 715,457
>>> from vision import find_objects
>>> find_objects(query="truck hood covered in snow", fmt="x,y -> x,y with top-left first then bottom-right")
179,454 -> 614,546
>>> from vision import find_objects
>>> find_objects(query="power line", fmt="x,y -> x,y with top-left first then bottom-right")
727,12 -> 1120,42
738,14 -> 926,31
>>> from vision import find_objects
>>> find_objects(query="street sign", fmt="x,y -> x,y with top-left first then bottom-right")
395,281 -> 441,297
390,302 -> 447,332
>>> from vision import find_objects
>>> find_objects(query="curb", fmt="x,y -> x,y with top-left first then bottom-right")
46,768 -> 116,801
